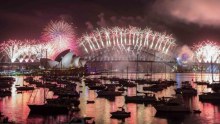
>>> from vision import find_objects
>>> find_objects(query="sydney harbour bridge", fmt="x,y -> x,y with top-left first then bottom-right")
77,27 -> 177,73
0,27 -> 219,73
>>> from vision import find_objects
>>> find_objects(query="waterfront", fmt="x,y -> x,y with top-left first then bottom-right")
0,73 -> 220,124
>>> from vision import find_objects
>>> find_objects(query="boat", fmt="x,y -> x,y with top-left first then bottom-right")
88,84 -> 106,90
193,109 -> 201,114
68,117 -> 86,124
145,73 -> 152,77
208,83 -> 220,92
194,81 -> 209,85
153,94 -> 191,113
111,110 -> 131,118
28,104 -> 69,114
16,85 -> 34,91
175,86 -> 197,96
0,77 -> 15,82
46,97 -> 80,107
69,116 -> 94,124
0,89 -> 11,97
110,108 -> 131,119
17,91 -> 22,94
125,93 -> 156,104
143,85 -> 164,92
99,76 -> 109,80
0,114 -> 14,124
87,100 -> 95,104
28,73 -> 72,114
97,90 -> 122,97
199,92 -> 220,103
118,87 -> 126,91
135,79 -> 149,85
0,81 -> 13,89
56,91 -> 80,98
118,80 -> 136,87
16,76 -> 34,91
70,106 -> 80,112
23,76 -> 34,82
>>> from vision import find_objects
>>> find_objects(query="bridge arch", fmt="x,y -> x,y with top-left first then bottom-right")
78,26 -> 177,62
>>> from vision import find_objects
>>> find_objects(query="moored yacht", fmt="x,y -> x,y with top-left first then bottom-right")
125,93 -> 156,104
110,107 -> 130,119
28,104 -> 70,114
16,85 -> 34,91
153,94 -> 191,113
199,92 -> 220,103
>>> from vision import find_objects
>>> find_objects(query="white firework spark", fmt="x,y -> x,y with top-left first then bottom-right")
79,26 -> 176,55
0,40 -> 37,62
42,20 -> 76,59
194,41 -> 220,63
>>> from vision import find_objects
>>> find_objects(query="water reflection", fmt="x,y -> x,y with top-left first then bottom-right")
0,73 -> 220,123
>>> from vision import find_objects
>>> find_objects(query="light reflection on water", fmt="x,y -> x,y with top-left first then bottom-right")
0,73 -> 220,123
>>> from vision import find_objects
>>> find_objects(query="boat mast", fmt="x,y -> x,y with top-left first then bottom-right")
22,71 -> 24,86
107,64 -> 109,78
44,49 -> 47,104
111,62 -> 113,78
219,55 -> 220,82
127,66 -> 129,80
219,64 -> 220,82
164,63 -> 166,80
150,61 -> 153,80
136,54 -> 139,80
200,63 -> 203,81
211,56 -> 214,83
216,56 -> 220,83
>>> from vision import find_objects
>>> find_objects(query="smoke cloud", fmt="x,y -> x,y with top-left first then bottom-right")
85,21 -> 94,31
176,45 -> 194,64
154,0 -> 220,26
97,13 -> 107,27
85,13 -> 151,31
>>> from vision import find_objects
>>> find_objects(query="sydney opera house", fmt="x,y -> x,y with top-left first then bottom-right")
45,50 -> 86,69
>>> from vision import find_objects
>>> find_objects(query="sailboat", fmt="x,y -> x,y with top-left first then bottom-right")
28,102 -> 69,114
28,74 -> 70,114
28,50 -> 72,114
153,94 -> 191,113
16,75 -> 34,91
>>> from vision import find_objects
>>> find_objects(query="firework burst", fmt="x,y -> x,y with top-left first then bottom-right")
0,40 -> 37,62
78,26 -> 176,55
194,41 -> 220,63
42,20 -> 76,59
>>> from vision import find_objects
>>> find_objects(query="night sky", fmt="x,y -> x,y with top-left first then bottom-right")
1,0 -> 220,45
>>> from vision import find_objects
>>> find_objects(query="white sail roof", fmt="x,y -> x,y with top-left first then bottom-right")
46,51 -> 86,69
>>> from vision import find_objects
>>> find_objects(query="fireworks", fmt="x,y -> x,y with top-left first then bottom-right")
0,40 -> 24,62
176,45 -> 194,66
0,20 -> 77,63
0,40 -> 43,62
1,40 -> 27,62
0,39 -> 59,62
194,41 -> 220,63
42,20 -> 76,59
78,27 -> 176,55
1,22 -> 220,67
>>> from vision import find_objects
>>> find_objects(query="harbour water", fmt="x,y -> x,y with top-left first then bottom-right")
0,73 -> 220,124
